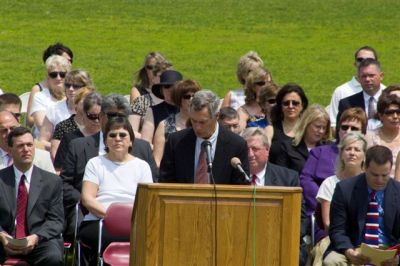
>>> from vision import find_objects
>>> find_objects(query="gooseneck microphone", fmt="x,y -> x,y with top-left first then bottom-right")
230,157 -> 251,183
201,140 -> 213,171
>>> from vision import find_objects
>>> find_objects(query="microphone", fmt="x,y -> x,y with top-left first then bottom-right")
201,141 -> 213,170
230,157 -> 251,183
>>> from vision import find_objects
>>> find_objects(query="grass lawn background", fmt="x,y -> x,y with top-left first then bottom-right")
0,0 -> 399,106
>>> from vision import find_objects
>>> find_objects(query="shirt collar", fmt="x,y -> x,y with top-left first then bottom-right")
363,89 -> 382,102
13,164 -> 34,184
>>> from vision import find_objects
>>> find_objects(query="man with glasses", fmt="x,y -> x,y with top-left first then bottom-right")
60,93 -> 158,242
0,93 -> 22,122
218,107 -> 241,134
328,46 -> 385,130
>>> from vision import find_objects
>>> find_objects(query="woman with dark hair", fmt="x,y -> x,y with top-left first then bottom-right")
153,80 -> 201,166
79,117 -> 152,265
268,83 -> 308,163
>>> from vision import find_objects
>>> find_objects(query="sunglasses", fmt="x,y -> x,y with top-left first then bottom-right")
383,109 -> 400,116
340,125 -> 360,131
182,94 -> 194,100
146,65 -> 156,71
48,71 -> 67,79
106,112 -> 126,119
163,84 -> 173,89
86,113 -> 100,121
0,126 -> 17,135
267,98 -> 276,104
65,83 -> 84,90
282,100 -> 301,107
356,57 -> 373,63
108,132 -> 128,138
254,81 -> 266,86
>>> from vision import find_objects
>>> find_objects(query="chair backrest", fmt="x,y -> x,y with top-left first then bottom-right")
103,202 -> 133,237
19,92 -> 31,114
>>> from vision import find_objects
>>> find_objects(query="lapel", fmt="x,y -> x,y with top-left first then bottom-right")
264,164 -> 277,186
182,129 -> 197,180
383,179 -> 397,235
212,128 -> 226,179
27,166 -> 43,218
354,175 -> 369,235
85,132 -> 100,159
0,166 -> 17,218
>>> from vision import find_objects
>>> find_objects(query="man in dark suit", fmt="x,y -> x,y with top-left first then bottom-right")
324,146 -> 400,265
0,127 -> 64,265
241,127 -> 309,265
337,58 -> 384,133
60,94 -> 157,241
159,90 -> 249,184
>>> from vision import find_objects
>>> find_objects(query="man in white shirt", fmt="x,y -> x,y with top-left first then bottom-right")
328,46 -> 385,129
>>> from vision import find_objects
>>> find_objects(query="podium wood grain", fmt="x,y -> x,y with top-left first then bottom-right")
130,183 -> 302,266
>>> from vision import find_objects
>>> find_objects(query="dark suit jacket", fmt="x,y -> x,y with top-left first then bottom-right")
60,132 -> 158,209
336,91 -> 365,126
0,166 -> 64,241
264,162 -> 300,186
328,174 -> 400,254
159,126 -> 249,184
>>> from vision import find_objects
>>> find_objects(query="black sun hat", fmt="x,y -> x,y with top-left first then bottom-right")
151,70 -> 183,99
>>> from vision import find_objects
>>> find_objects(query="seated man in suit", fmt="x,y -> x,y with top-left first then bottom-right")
241,127 -> 309,266
159,90 -> 249,184
337,58 -> 385,132
0,127 -> 64,265
60,93 -> 158,242
324,145 -> 400,265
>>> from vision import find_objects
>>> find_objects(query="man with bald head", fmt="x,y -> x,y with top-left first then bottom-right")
0,111 -> 54,173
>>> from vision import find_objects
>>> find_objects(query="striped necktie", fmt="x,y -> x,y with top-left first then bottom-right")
364,191 -> 379,248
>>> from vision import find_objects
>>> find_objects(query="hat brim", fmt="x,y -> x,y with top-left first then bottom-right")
151,84 -> 164,99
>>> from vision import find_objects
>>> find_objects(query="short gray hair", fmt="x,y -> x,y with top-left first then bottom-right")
240,127 -> 270,147
101,93 -> 130,116
190,90 -> 220,118
83,92 -> 103,113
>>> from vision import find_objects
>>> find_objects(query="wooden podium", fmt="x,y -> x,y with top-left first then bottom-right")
130,183 -> 302,266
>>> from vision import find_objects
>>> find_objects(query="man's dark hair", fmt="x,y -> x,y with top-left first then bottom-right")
354,46 -> 378,61
365,145 -> 393,168
357,58 -> 381,73
218,107 -> 239,121
42,43 -> 73,63
7,127 -> 32,147
0,93 -> 22,110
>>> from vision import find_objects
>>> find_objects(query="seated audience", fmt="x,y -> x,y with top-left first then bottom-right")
40,70 -> 95,150
275,104 -> 330,173
153,80 -> 200,167
26,43 -> 73,128
140,70 -> 182,144
53,91 -> 102,172
30,55 -> 71,138
269,83 -> 308,164
79,117 -> 153,265
218,107 -> 241,134
366,94 -> 400,177
324,145 -> 400,265
311,132 -> 367,265
0,93 -> 23,122
222,51 -> 264,110
0,127 -> 64,265
237,67 -> 272,129
257,81 -> 279,125
50,87 -> 94,161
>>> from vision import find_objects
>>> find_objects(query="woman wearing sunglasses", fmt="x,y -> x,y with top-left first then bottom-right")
52,91 -> 102,173
153,80 -> 201,167
40,70 -> 95,151
268,83 -> 308,164
30,55 -> 71,138
79,116 -> 152,265
300,107 -> 367,244
237,67 -> 272,131
366,94 -> 400,178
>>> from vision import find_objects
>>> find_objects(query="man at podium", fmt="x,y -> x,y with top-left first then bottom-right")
159,90 -> 249,184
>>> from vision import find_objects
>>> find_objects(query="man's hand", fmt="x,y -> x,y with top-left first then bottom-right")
381,255 -> 399,266
344,248 -> 371,265
2,234 -> 39,256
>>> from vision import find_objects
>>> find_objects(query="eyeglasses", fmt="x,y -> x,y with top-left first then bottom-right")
86,113 -> 100,121
356,57 -> 374,63
182,94 -> 194,100
340,125 -> 360,131
65,83 -> 84,90
267,98 -> 276,104
383,109 -> 400,116
146,65 -> 156,71
282,100 -> 301,107
48,71 -> 67,79
108,132 -> 128,138
11,112 -> 21,120
0,126 -> 16,135
106,112 -> 126,119
254,81 -> 266,86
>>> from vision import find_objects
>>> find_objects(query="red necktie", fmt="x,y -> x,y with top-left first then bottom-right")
16,174 -> 28,239
195,144 -> 208,184
251,174 -> 257,185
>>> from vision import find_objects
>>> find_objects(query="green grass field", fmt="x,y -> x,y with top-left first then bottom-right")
1,0 -> 399,105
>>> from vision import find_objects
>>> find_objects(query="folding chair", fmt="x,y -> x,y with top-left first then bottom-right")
98,203 -> 133,266
0,258 -> 29,266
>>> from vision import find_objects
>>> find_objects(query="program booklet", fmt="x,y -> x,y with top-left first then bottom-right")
358,243 -> 397,265
6,236 -> 28,247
